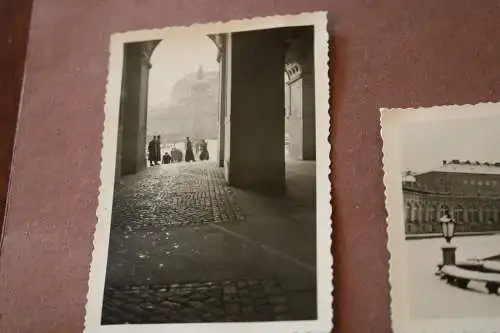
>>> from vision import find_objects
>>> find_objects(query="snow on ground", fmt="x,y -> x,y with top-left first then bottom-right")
407,234 -> 500,319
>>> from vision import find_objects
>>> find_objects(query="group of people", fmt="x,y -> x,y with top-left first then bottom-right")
147,135 -> 162,166
147,136 -> 210,167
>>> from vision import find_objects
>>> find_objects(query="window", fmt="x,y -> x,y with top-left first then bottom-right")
483,206 -> 494,222
463,179 -> 468,185
468,206 -> 479,222
486,181 -> 491,186
427,205 -> 437,222
417,204 -> 424,222
453,205 -> 464,222
411,204 -> 418,222
478,180 -> 483,186
494,180 -> 498,186
405,203 -> 411,222
439,178 -> 445,185
471,179 -> 476,185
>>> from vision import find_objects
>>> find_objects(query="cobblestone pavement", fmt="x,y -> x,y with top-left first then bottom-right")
112,162 -> 245,231
102,279 -> 292,324
103,161 -> 316,323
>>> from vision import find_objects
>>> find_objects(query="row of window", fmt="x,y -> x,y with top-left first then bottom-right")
404,203 -> 499,223
406,221 -> 499,234
463,179 -> 498,186
438,178 -> 499,186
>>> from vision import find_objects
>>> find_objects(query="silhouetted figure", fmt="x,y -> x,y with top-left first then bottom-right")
170,147 -> 178,163
162,152 -> 172,164
171,147 -> 183,163
147,137 -> 157,166
199,139 -> 209,161
185,137 -> 195,162
155,136 -> 161,165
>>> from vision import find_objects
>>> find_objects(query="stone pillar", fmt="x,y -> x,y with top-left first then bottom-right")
441,245 -> 457,266
286,69 -> 304,160
217,35 -> 228,168
118,42 -> 155,176
301,50 -> 316,161
284,27 -> 316,161
135,48 -> 151,172
223,34 -> 233,182
115,55 -> 128,180
224,29 -> 286,193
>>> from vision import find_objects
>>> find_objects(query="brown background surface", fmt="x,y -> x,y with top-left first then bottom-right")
1,1 -> 500,332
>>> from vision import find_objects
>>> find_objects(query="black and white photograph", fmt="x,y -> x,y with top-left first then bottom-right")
382,103 -> 500,333
84,12 -> 332,333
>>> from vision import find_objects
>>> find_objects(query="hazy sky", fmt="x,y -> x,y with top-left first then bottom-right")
148,32 -> 219,108
401,114 -> 500,172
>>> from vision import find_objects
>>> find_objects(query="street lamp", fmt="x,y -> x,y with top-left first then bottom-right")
439,213 -> 457,267
440,214 -> 456,243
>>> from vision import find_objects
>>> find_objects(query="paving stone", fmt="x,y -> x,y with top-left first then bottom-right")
202,313 -> 216,321
102,279 -> 292,324
242,306 -> 255,314
238,289 -> 251,296
160,300 -> 180,309
269,296 -> 287,304
100,163 -> 313,324
225,303 -> 240,315
273,305 -> 289,313
111,163 -> 246,231
102,316 -> 121,325
223,285 -> 237,294
222,295 -> 239,303
188,301 -> 205,309
149,315 -> 168,322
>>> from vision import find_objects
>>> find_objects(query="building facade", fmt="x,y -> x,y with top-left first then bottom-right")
403,160 -> 500,234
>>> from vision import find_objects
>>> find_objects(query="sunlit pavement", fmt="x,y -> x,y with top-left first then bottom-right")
102,161 -> 317,324
407,235 -> 500,319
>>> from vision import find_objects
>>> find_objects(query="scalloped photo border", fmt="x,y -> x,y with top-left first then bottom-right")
84,11 -> 332,333
381,102 -> 500,333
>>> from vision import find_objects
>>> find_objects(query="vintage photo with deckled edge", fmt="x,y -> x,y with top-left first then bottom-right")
381,103 -> 500,333
84,12 -> 332,333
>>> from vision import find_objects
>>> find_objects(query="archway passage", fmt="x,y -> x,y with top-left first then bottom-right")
115,26 -> 316,195
147,36 -> 221,167
214,26 -> 316,194
284,27 -> 316,162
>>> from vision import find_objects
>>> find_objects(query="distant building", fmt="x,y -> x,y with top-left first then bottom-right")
403,160 -> 500,235
147,66 -> 219,143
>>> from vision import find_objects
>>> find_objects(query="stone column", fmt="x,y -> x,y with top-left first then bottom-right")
301,50 -> 316,161
224,29 -> 287,193
136,44 -> 155,172
115,55 -> 128,180
217,35 -> 227,168
118,42 -> 156,176
286,67 -> 304,160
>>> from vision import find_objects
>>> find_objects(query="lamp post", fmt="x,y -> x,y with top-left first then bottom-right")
439,213 -> 457,267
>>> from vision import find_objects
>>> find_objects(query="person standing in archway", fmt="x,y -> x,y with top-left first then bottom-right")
155,135 -> 162,165
147,136 -> 156,167
199,138 -> 209,161
185,137 -> 195,162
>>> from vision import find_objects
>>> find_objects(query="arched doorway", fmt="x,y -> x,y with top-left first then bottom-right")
116,26 -> 316,194
147,37 -> 220,164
